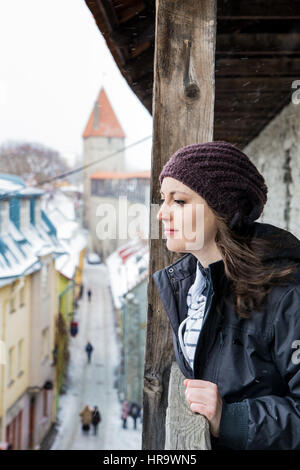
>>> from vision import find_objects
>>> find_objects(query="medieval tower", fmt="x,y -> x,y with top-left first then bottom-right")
82,87 -> 126,228
82,87 -> 150,260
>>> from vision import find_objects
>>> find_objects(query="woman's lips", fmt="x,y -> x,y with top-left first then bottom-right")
164,229 -> 177,235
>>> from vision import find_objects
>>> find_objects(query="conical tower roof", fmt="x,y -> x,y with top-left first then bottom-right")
83,87 -> 126,138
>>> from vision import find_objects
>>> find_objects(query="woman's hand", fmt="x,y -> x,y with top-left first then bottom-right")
184,379 -> 223,437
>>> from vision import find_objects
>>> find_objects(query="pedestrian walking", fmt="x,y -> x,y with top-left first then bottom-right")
91,406 -> 101,435
79,405 -> 92,434
129,402 -> 141,430
155,140 -> 300,450
121,400 -> 130,429
87,288 -> 92,302
85,341 -> 94,364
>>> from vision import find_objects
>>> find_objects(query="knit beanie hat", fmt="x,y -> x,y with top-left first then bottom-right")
159,141 -> 268,232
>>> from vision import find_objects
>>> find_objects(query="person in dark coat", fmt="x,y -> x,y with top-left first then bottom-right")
91,406 -> 101,435
85,342 -> 94,364
129,402 -> 141,430
87,289 -> 92,302
155,141 -> 300,450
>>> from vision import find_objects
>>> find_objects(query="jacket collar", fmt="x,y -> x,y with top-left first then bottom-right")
163,252 -> 226,294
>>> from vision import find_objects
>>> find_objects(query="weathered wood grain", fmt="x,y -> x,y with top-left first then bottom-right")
142,0 -> 216,450
165,362 -> 211,450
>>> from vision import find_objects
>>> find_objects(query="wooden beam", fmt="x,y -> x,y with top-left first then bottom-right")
215,57 -> 300,76
216,33 -> 300,55
143,0 -> 217,451
116,1 -> 146,24
125,48 -> 154,79
109,14 -> 155,47
214,91 -> 288,108
96,0 -> 119,29
217,0 -> 300,19
165,363 -> 211,449
216,76 -> 297,92
129,40 -> 152,58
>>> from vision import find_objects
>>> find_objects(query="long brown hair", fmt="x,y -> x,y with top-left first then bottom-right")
212,211 -> 299,319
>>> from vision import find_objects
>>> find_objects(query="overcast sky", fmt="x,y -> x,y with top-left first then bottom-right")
0,0 -> 153,172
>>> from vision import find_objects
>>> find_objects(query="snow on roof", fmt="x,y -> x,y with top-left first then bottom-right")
41,191 -> 75,221
0,174 -> 44,197
42,190 -> 87,278
56,231 -> 87,279
60,185 -> 83,194
0,209 -> 67,282
0,185 -> 86,283
106,238 -> 149,309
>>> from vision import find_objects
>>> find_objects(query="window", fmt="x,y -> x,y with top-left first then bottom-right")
42,327 -> 49,361
8,346 -> 15,385
43,389 -> 48,417
17,339 -> 24,376
9,297 -> 15,314
19,285 -> 25,307
9,281 -> 17,313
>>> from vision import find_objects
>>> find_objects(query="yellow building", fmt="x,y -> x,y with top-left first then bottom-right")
0,174 -> 65,449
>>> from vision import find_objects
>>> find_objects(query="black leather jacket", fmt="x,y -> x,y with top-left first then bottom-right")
153,222 -> 300,450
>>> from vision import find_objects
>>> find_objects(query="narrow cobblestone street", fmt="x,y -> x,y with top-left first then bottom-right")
51,260 -> 142,450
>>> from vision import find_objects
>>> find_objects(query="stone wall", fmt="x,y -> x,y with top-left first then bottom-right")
244,100 -> 300,239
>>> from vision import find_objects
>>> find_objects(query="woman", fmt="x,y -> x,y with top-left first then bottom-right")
79,405 -> 92,434
121,400 -> 130,429
153,141 -> 300,450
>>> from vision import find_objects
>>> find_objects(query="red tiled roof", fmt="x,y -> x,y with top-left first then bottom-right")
82,87 -> 126,139
90,170 -> 150,180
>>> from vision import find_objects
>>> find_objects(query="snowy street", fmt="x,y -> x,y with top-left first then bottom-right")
51,260 -> 142,450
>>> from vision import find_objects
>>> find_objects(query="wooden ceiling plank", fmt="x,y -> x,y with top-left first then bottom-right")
217,1 -> 300,18
216,76 -> 298,91
216,33 -> 300,54
215,56 -> 300,76
96,0 -> 119,30
117,1 -> 146,23
109,14 -> 154,47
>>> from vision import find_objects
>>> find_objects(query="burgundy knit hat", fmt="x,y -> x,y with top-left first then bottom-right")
159,141 -> 268,232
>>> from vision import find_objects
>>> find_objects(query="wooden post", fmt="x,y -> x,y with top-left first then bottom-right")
165,362 -> 211,450
142,0 -> 217,450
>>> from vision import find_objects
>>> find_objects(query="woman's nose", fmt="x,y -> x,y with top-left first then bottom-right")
157,202 -> 171,222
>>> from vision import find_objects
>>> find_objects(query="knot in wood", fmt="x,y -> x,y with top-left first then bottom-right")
184,83 -> 200,99
144,373 -> 163,395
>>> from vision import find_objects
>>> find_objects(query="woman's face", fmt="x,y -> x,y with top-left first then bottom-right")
157,177 -> 219,256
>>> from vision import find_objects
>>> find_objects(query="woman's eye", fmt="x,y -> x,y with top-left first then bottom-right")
159,198 -> 185,205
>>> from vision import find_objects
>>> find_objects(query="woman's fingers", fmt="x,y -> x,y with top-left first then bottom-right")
185,385 -> 217,404
184,379 -> 217,389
